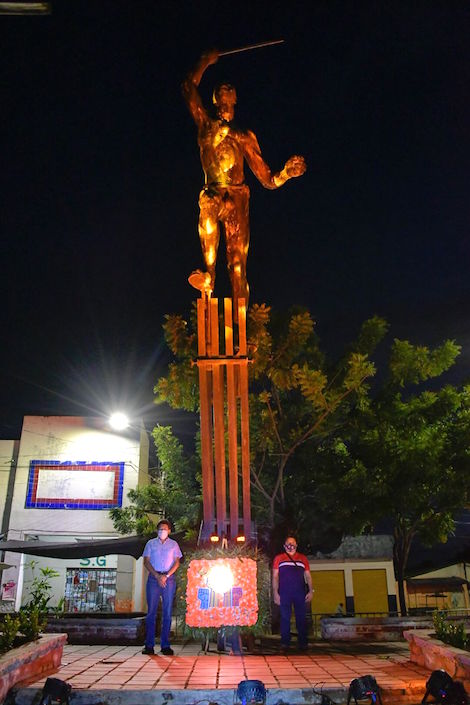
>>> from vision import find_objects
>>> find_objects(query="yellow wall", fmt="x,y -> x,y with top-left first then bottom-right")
311,570 -> 346,614
352,569 -> 388,613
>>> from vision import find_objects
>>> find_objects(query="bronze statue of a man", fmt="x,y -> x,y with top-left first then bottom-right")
182,49 -> 306,310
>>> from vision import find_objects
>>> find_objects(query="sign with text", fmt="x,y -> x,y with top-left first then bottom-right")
79,557 -> 107,567
26,460 -> 124,509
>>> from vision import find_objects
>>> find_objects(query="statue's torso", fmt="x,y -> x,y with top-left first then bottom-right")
198,119 -> 246,187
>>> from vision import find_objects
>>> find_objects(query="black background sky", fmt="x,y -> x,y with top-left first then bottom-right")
2,1 -> 470,441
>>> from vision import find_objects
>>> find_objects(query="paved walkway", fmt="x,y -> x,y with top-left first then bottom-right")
21,640 -> 430,703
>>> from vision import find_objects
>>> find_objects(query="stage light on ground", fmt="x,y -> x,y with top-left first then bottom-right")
210,532 -> 220,543
423,670 -> 454,704
207,563 -> 234,593
236,534 -> 246,543
38,677 -> 71,705
347,675 -> 382,705
109,412 -> 129,431
236,679 -> 267,705
422,670 -> 468,705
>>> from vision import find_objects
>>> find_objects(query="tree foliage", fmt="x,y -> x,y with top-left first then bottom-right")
154,311 -> 199,412
337,338 -> 470,614
277,333 -> 470,614
110,425 -> 201,537
154,304 -> 384,529
246,306 -> 385,527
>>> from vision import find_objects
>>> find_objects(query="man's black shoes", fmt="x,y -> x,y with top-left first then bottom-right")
142,645 -> 174,656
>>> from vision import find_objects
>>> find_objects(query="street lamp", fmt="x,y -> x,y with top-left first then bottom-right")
109,412 -> 129,431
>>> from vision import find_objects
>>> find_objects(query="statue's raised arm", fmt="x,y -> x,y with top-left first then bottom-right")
181,50 -> 219,129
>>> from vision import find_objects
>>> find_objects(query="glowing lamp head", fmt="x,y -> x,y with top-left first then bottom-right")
207,563 -> 234,594
210,533 -> 220,543
236,534 -> 246,543
109,412 -> 129,431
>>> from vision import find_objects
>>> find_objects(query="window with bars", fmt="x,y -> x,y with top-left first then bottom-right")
64,568 -> 117,612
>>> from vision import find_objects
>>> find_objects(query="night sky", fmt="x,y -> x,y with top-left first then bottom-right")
2,1 -> 470,440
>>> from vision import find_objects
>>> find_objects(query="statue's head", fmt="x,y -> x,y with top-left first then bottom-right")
213,82 -> 237,122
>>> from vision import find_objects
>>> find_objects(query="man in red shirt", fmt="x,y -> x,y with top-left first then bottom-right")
272,535 -> 313,652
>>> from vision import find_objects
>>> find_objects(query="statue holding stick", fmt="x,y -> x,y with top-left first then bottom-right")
182,43 -> 306,312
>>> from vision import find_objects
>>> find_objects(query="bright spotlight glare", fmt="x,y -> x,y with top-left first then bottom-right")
207,564 -> 234,593
109,412 -> 129,431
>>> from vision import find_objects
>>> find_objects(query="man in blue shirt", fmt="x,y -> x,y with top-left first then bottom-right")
142,519 -> 182,656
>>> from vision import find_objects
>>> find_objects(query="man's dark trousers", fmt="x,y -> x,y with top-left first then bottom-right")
145,575 -> 176,650
280,586 -> 307,648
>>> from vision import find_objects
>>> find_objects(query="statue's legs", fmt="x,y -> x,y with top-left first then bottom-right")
197,188 -> 221,291
222,186 -> 250,310
190,186 -> 250,310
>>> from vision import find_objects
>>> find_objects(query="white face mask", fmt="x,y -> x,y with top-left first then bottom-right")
158,529 -> 169,540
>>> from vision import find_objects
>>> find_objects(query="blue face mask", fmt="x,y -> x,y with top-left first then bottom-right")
158,529 -> 169,540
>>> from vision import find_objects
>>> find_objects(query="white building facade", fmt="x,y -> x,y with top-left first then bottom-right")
0,416 -> 149,613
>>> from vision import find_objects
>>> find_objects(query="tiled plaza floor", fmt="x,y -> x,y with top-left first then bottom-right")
24,640 -> 430,700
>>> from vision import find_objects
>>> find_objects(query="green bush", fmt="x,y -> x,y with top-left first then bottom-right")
18,605 -> 47,642
433,610 -> 468,650
20,562 -> 60,641
0,562 -> 60,653
0,613 -> 21,653
24,563 -> 59,613
49,596 -> 65,618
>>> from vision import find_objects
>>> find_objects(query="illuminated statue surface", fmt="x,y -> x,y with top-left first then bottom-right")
182,49 -> 306,309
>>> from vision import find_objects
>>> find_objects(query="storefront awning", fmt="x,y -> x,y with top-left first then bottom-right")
0,535 -> 154,560
407,576 -> 469,591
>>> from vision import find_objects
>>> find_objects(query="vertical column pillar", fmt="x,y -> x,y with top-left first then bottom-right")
237,299 -> 251,540
197,298 -> 214,531
225,299 -> 239,539
210,298 -> 226,536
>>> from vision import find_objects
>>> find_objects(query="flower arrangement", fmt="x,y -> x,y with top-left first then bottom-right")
176,545 -> 271,640
186,556 -> 257,627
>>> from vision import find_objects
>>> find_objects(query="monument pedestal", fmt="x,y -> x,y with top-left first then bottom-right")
196,295 -> 252,543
